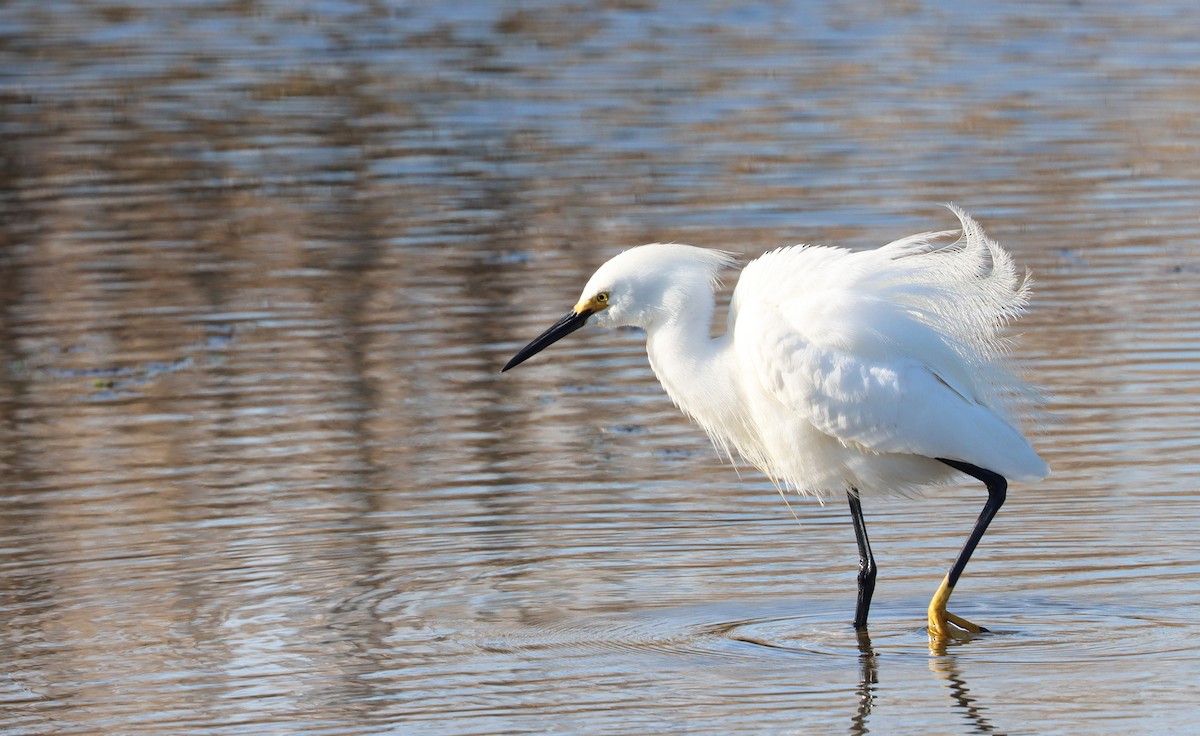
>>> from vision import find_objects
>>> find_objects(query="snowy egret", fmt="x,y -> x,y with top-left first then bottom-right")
502,206 -> 1048,640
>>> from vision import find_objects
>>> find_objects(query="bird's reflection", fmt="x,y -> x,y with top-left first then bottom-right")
848,629 -> 878,736
928,648 -> 1005,735
846,628 -> 1005,736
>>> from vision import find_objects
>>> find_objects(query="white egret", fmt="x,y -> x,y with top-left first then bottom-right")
502,206 -> 1048,640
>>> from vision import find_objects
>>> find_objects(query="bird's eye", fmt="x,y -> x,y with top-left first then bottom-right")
596,292 -> 609,303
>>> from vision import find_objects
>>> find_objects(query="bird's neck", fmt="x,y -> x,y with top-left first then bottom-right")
644,291 -> 737,431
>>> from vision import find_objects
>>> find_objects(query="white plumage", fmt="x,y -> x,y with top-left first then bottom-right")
578,205 -> 1046,498
503,205 -> 1048,638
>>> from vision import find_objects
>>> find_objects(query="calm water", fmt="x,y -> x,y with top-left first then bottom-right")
2,1 -> 1199,734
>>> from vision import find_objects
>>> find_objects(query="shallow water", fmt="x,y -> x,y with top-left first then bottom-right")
1,0 -> 1199,733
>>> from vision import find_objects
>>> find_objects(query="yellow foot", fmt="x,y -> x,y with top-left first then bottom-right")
927,575 -> 988,640
944,611 -> 986,633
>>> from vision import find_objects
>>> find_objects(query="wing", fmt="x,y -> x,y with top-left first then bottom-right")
732,245 -> 1048,483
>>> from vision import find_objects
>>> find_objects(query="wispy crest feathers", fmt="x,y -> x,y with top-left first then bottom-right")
734,205 -> 1036,419
869,204 -> 1034,414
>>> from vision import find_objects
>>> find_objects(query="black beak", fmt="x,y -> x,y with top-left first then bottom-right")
502,309 -> 592,372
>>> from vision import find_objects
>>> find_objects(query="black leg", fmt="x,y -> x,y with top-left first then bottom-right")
936,459 -> 1007,591
927,458 -> 1008,637
847,489 -> 877,630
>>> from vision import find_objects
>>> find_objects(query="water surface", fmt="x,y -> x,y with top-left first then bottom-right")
1,1 -> 1199,734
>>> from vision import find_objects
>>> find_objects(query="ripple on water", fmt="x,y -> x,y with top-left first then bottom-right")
472,602 -> 856,662
466,593 -> 1198,667
976,607 -> 1199,664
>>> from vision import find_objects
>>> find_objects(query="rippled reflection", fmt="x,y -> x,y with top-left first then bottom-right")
1,0 -> 1199,734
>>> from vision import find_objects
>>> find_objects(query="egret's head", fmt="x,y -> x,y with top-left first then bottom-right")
502,244 -> 734,372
